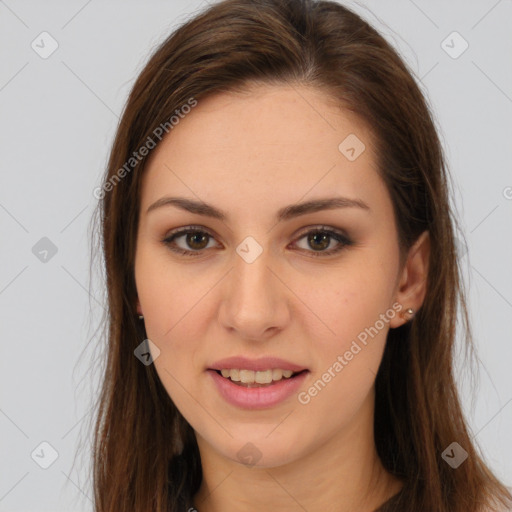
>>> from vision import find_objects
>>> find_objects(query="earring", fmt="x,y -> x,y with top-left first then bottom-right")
400,308 -> 415,321
138,315 -> 144,320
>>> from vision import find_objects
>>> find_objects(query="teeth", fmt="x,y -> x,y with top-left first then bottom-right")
275,369 -> 293,380
219,368 -> 295,383
240,369 -> 255,383
255,369 -> 272,384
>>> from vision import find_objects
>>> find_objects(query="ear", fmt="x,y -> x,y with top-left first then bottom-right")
389,230 -> 430,328
136,297 -> 143,316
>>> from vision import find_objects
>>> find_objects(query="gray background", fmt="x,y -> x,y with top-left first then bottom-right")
1,0 -> 511,510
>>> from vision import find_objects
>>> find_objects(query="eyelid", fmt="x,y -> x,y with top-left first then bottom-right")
164,224 -> 216,237
293,224 -> 348,239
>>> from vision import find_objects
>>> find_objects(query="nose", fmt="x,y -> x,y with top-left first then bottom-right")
218,246 -> 291,341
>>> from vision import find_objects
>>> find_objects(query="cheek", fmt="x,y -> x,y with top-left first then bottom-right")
135,244 -> 208,342
297,278 -> 393,427
301,252 -> 397,348
134,246 -> 231,409
136,256 -> 208,412
297,249 -> 397,407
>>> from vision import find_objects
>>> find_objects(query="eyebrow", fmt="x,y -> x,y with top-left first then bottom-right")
146,195 -> 370,221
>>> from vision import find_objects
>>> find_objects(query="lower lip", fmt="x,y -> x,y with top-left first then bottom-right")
208,369 -> 309,410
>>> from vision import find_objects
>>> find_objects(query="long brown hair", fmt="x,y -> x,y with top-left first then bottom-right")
85,0 -> 512,510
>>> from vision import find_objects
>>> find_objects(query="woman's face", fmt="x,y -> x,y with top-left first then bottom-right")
134,83 -> 418,468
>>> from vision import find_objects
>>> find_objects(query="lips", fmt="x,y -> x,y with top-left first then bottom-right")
208,355 -> 308,373
206,356 -> 309,409
208,367 -> 309,409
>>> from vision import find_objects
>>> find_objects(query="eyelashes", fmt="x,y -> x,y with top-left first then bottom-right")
161,225 -> 354,258
162,226 -> 219,256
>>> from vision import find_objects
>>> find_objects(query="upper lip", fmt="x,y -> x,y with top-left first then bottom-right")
209,356 -> 308,373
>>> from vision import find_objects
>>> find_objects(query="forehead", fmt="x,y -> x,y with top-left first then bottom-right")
151,83 -> 374,164
140,83 -> 388,219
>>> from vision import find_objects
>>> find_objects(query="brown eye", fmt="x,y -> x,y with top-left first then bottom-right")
293,227 -> 353,257
184,231 -> 210,250
162,227 -> 218,256
307,232 -> 331,251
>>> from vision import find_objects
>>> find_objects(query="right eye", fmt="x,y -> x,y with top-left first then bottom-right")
162,226 -> 220,256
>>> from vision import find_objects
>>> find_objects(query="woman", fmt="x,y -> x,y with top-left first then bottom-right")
89,0 -> 512,510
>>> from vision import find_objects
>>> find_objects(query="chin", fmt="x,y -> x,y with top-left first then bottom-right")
215,432 -> 302,469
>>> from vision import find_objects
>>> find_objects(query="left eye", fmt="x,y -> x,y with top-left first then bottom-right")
294,228 -> 352,256
162,225 -> 353,258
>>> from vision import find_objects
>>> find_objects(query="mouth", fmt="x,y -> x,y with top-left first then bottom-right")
207,366 -> 310,409
212,368 -> 309,388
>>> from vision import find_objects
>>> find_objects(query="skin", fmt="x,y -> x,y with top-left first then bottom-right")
134,83 -> 430,512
